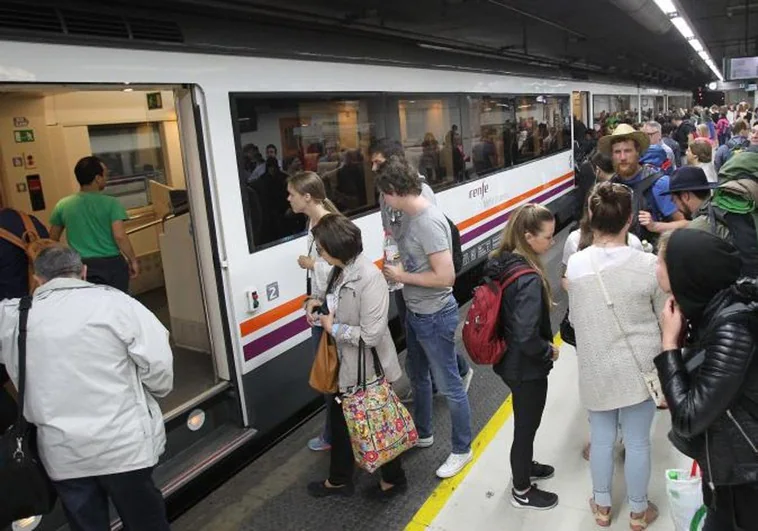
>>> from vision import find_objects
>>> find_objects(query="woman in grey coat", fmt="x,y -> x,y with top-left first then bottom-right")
306,214 -> 406,500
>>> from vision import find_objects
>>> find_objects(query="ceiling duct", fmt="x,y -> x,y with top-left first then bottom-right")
608,0 -> 672,34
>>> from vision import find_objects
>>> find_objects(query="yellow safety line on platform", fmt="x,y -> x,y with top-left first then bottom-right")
405,333 -> 564,531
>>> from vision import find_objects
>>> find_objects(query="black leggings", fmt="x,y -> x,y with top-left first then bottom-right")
503,378 -> 548,491
703,482 -> 758,530
328,394 -> 406,486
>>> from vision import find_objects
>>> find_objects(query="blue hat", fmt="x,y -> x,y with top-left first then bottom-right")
661,166 -> 718,195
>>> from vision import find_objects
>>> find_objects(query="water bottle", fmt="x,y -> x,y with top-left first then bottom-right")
383,231 -> 404,292
641,239 -> 654,253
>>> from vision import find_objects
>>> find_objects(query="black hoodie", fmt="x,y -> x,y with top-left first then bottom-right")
483,252 -> 554,382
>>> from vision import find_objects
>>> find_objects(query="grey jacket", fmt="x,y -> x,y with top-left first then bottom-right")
328,253 -> 402,391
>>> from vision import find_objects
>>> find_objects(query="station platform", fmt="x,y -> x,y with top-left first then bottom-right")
172,227 -> 689,531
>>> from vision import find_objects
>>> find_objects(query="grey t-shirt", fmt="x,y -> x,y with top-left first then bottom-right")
380,179 -> 436,241
399,204 -> 453,314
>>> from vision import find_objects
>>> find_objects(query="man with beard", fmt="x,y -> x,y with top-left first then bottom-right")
598,124 -> 687,246
663,166 -> 758,277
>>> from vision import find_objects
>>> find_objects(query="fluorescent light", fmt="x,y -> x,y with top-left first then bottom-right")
689,39 -> 704,52
698,50 -> 710,61
671,16 -> 694,39
654,0 -> 678,15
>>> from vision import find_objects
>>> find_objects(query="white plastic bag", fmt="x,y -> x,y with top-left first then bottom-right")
665,467 -> 707,531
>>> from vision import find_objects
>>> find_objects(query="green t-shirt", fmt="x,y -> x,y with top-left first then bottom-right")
50,192 -> 128,259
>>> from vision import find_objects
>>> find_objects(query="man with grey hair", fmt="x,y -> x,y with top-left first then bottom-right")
0,245 -> 173,531
642,120 -> 676,171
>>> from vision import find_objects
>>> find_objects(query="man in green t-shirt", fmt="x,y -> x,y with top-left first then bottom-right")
49,156 -> 139,293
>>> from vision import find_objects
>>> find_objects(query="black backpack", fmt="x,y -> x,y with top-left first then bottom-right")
447,217 -> 463,274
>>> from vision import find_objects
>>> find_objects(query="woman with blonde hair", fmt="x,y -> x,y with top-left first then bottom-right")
484,203 -> 560,511
286,171 -> 341,452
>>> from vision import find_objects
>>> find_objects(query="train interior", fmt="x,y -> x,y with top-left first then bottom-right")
0,85 -> 220,417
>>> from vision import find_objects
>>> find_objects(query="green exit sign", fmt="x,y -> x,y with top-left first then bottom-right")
14,129 -> 35,143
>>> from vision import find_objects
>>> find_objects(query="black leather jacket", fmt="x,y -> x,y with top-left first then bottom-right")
484,253 -> 554,382
655,278 -> 758,487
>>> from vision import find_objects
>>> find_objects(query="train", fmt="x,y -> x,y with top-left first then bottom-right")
0,2 -> 692,529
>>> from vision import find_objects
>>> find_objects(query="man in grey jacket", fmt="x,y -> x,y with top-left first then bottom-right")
0,246 -> 173,531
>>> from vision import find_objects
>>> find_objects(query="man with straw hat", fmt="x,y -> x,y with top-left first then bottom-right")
598,123 -> 687,247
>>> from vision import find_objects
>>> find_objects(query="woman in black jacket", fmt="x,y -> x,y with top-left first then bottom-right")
654,229 -> 758,530
484,203 -> 560,511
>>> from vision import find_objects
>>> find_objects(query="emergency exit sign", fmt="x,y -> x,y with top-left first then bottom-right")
13,129 -> 34,143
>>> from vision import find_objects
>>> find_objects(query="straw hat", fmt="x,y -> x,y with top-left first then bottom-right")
597,123 -> 650,155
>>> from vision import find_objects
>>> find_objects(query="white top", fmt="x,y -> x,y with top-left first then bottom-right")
566,247 -> 667,411
307,219 -> 334,300
562,229 -> 643,267
696,161 -> 719,183
0,278 -> 173,480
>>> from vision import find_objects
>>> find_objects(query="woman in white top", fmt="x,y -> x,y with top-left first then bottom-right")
286,171 -> 340,452
566,182 -> 666,530
686,138 -> 718,184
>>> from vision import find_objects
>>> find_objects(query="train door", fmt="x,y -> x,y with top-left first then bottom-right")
0,83 -> 250,530
572,91 -> 590,132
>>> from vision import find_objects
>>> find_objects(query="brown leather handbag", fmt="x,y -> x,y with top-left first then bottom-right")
309,331 -> 339,394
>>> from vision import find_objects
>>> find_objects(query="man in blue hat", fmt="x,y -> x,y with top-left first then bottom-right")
662,166 -> 726,237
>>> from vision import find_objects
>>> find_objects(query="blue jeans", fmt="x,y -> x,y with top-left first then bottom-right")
394,290 -> 470,380
311,326 -> 332,444
406,296 -> 473,454
589,399 -> 655,513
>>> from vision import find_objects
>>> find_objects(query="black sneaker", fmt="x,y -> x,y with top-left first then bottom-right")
530,461 -> 555,481
510,484 -> 559,510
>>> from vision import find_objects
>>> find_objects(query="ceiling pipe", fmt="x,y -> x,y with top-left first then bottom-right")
608,0 -> 673,34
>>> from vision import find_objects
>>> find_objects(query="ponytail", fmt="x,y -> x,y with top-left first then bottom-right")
323,198 -> 340,214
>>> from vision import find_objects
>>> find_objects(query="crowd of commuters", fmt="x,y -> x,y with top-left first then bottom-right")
0,98 -> 757,531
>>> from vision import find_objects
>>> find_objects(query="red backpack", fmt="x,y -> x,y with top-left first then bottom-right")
462,266 -> 535,365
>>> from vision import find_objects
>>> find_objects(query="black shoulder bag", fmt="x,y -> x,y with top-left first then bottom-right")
0,296 -> 58,527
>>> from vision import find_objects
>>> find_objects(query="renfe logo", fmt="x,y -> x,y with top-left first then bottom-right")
469,181 -> 489,199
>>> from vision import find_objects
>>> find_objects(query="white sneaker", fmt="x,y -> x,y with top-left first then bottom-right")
436,450 -> 473,478
462,369 -> 474,393
416,435 -> 434,448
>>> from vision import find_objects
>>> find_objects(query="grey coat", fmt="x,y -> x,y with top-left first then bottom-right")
328,253 -> 402,391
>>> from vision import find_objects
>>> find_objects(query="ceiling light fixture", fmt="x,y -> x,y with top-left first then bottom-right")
688,39 -> 704,52
671,16 -> 694,39
653,0 -> 678,15
652,1 -> 723,81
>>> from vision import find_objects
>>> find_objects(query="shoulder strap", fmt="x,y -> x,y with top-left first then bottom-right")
357,338 -> 383,389
15,296 -> 32,427
588,251 -> 648,375
18,211 -> 39,240
0,227 -> 26,250
494,265 -> 537,295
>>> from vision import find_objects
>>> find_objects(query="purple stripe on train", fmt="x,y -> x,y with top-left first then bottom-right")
244,315 -> 309,360
244,179 -> 574,360
460,179 -> 574,245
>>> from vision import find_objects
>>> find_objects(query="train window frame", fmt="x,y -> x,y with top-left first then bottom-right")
228,91 -> 572,255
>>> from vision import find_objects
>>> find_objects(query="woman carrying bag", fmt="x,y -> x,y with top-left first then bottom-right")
566,183 -> 666,529
287,171 -> 340,452
306,214 -> 410,500
654,229 -> 758,530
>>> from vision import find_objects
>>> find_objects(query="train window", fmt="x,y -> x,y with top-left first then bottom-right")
593,95 -> 636,123
468,94 -> 571,176
641,95 -> 665,121
88,123 -> 166,210
668,95 -> 692,113
388,96 -> 464,191
230,94 -> 383,253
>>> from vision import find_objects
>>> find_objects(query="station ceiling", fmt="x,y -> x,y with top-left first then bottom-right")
7,0 -> 758,89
